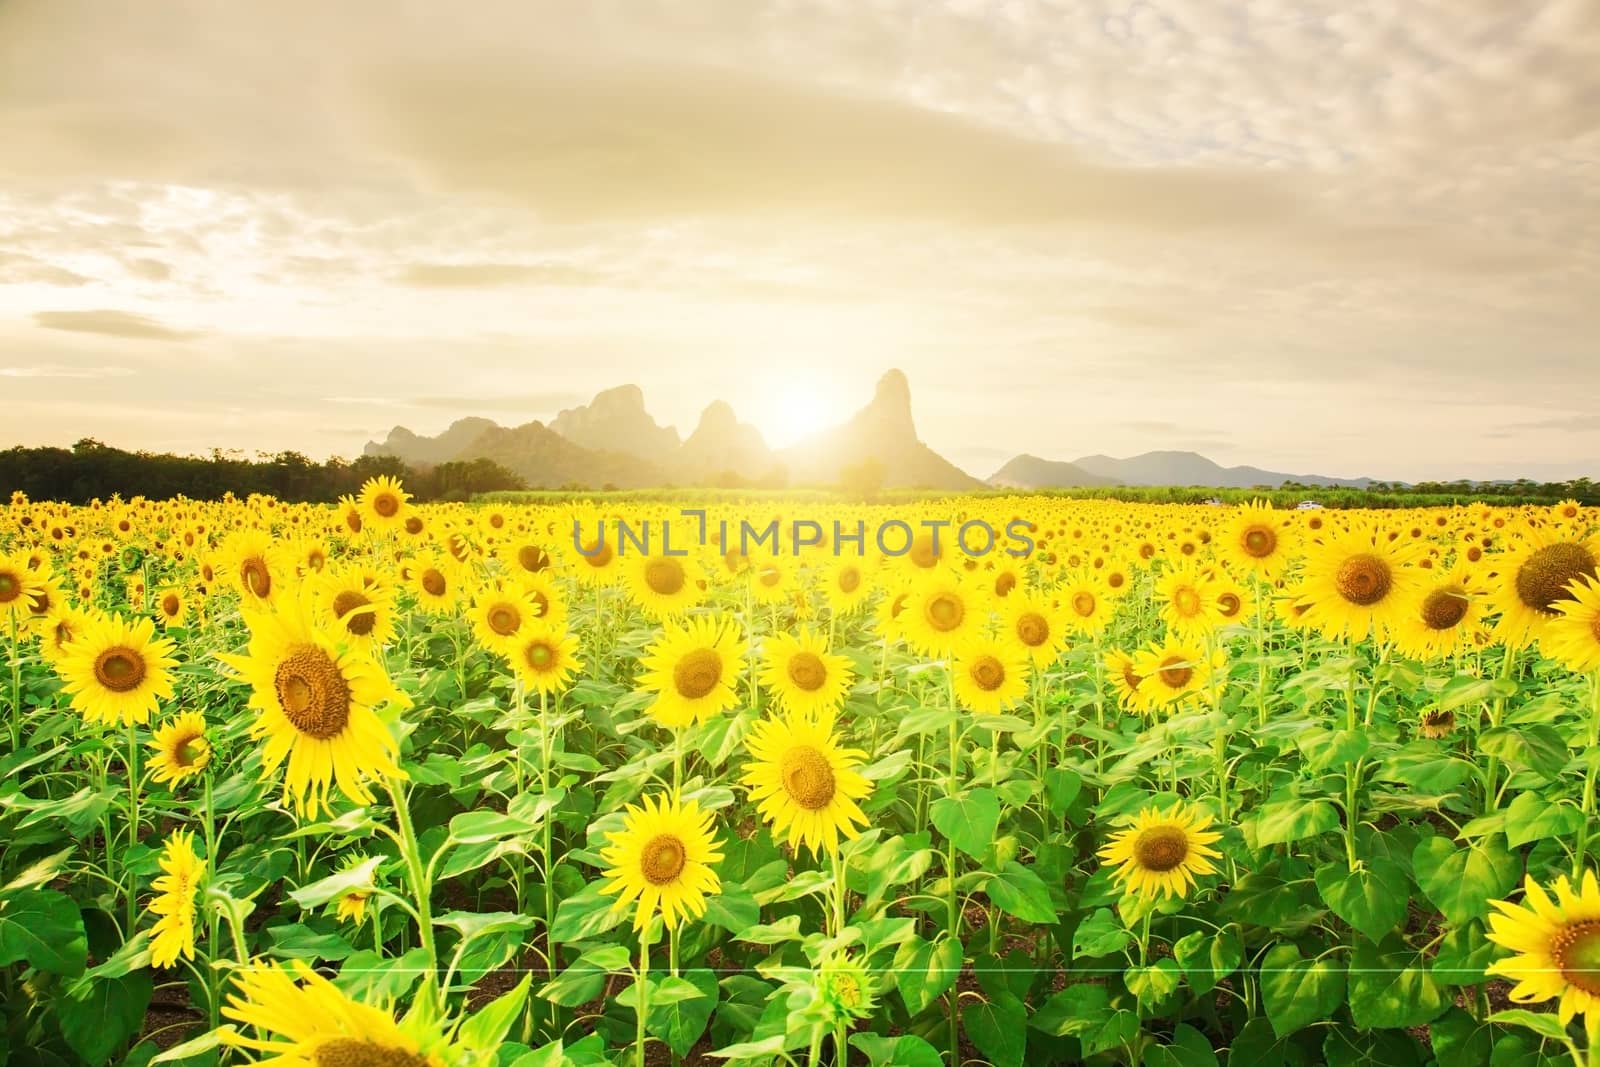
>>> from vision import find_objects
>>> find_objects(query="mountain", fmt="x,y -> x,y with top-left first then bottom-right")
549,385 -> 680,462
677,401 -> 774,482
988,454 -> 1122,489
365,417 -> 499,466
1069,450 -> 1377,488
781,369 -> 981,490
458,421 -> 667,489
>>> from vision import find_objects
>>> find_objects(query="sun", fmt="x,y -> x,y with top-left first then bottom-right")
759,377 -> 835,447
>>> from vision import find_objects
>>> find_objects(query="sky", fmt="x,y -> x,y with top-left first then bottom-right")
2,0 -> 1598,484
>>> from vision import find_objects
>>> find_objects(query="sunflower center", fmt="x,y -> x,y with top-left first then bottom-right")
787,652 -> 828,692
177,737 -> 206,767
94,647 -> 147,692
1108,572 -> 1127,590
332,590 -> 377,636
1420,709 -> 1455,737
1123,664 -> 1144,690
781,745 -> 837,810
995,573 -> 1017,597
1217,593 -> 1241,618
1156,655 -> 1193,689
0,572 -> 20,603
837,567 -> 861,593
926,593 -> 964,632
518,545 -> 549,572
420,569 -> 446,597
371,493 -> 400,518
1071,592 -> 1096,618
273,644 -> 351,740
312,1038 -> 431,1067
1172,587 -> 1201,617
525,641 -> 555,671
1242,526 -> 1276,558
1552,921 -> 1600,996
640,834 -> 686,885
1016,612 -> 1049,647
673,648 -> 722,700
758,566 -> 781,588
645,559 -> 686,596
1515,543 -> 1597,615
487,604 -> 521,636
970,654 -> 1006,692
240,557 -> 272,599
833,974 -> 861,1008
345,511 -> 363,534
1420,588 -> 1468,630
1132,826 -> 1190,872
161,593 -> 181,617
582,540 -> 614,568
1334,554 -> 1391,606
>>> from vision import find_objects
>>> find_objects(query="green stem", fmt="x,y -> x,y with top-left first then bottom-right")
1575,673 -> 1600,880
945,668 -> 960,1067
832,847 -> 849,1064
636,935 -> 651,1067
126,723 -> 141,933
7,609 -> 19,752
203,772 -> 220,1032
389,778 -> 439,1013
541,686 -> 560,1040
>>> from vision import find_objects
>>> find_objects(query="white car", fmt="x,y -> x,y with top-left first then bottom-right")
1296,500 -> 1324,510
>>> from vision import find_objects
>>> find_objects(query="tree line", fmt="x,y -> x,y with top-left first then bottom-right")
0,440 -> 527,504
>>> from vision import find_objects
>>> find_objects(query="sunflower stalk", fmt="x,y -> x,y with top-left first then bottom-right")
125,722 -> 142,933
541,685 -> 562,1041
386,777 -> 440,1017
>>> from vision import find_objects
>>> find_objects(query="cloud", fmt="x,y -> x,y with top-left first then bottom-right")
396,262 -> 602,288
0,364 -> 135,379
125,258 -> 172,281
0,253 -> 93,287
32,309 -> 200,341
1501,413 -> 1600,433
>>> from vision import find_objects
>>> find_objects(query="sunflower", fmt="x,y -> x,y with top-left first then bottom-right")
1220,499 -> 1297,579
1392,566 -> 1486,662
1156,561 -> 1223,638
149,829 -> 205,968
1103,648 -> 1148,712
333,855 -> 377,925
1058,570 -> 1115,637
597,792 -> 723,931
637,617 -> 746,729
820,556 -> 877,615
219,593 -> 408,817
314,564 -> 398,652
514,569 -> 568,631
1209,570 -> 1254,626
55,612 -> 178,726
1098,803 -> 1223,901
749,558 -> 797,606
742,709 -> 871,857
1295,523 -> 1424,642
357,475 -> 411,533
222,959 -> 462,1067
468,583 -> 540,655
221,528 -> 282,607
819,952 -> 877,1027
759,629 -> 854,720
503,539 -> 554,580
1004,593 -> 1068,667
900,572 -> 976,657
1491,527 -> 1600,650
1486,870 -> 1600,1034
334,495 -> 365,538
1132,638 -> 1220,711
37,603 -> 93,665
1418,708 -> 1457,739
153,587 -> 188,629
950,634 -> 1031,716
0,549 -> 43,619
1546,576 -> 1600,673
405,551 -> 461,615
624,553 -> 706,618
569,513 -> 622,587
508,623 -> 583,695
148,711 -> 211,785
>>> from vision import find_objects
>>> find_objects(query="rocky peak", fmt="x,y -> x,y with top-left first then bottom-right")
861,368 -> 916,440
549,384 -> 680,461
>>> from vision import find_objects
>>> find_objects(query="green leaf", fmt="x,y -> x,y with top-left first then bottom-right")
289,856 -> 381,909
434,911 -> 537,941
1347,935 -> 1448,1030
1,847 -> 75,893
1126,958 -> 1183,1006
1502,791 -> 1583,849
1478,725 -> 1568,780
548,883 -> 625,942
1226,1018 -> 1300,1067
335,947 -> 431,1003
58,971 -> 152,1066
1486,1010 -> 1573,1043
459,974 -> 530,1052
648,969 -> 719,1058
1044,768 -> 1081,815
701,884 -> 760,934
985,862 -> 1057,924
1413,835 -> 1520,926
893,934 -> 961,1016
538,945 -> 629,1007
1260,942 -> 1345,1038
850,1034 -> 944,1067
962,996 -> 1027,1067
1253,798 -> 1340,847
448,809 -> 541,845
1314,859 -> 1409,942
1081,1009 -> 1141,1058
1322,1025 -> 1425,1066
1072,907 -> 1132,959
1172,925 -> 1242,995
1145,1024 -> 1220,1067
0,888 -> 87,975
1430,1008 -> 1495,1067
149,1026 -> 228,1064
1030,982 -> 1110,1038
1432,920 -> 1495,984
930,788 -> 1001,860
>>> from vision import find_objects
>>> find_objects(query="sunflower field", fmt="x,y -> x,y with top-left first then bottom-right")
3,482 -> 1600,1067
